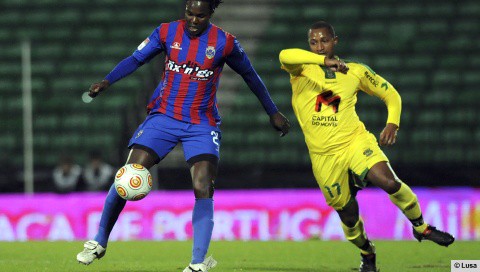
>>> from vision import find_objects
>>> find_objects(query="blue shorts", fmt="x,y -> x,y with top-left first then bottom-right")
128,114 -> 221,163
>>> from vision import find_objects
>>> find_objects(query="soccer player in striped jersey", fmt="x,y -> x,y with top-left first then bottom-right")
279,21 -> 454,272
76,1 -> 290,271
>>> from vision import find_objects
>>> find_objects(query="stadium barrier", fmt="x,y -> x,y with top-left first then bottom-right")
0,188 -> 478,241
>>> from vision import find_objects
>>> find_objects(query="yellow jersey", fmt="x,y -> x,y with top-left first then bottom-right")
279,49 -> 401,155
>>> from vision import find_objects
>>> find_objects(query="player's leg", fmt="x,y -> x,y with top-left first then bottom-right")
352,131 -> 454,247
77,114 -> 177,265
337,199 -> 374,255
77,146 -> 161,265
350,131 -> 426,228
367,161 -> 454,246
93,114 -> 176,249
310,152 -> 377,272
337,199 -> 377,272
367,161 -> 425,229
94,146 -> 159,247
182,126 -> 221,271
188,158 -> 217,269
77,147 -> 160,265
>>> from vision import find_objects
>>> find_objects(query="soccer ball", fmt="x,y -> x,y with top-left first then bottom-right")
114,163 -> 152,201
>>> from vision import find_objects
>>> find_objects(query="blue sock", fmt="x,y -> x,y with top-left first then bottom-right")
94,184 -> 126,247
191,198 -> 214,264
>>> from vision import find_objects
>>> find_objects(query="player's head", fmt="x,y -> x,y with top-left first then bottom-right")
184,0 -> 222,37
308,21 -> 338,58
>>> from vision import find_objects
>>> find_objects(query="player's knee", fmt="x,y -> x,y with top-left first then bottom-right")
385,177 -> 402,194
335,197 -> 360,227
192,177 -> 214,198
336,209 -> 359,227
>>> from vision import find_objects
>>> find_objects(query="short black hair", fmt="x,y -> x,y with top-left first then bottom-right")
186,0 -> 223,13
310,21 -> 336,38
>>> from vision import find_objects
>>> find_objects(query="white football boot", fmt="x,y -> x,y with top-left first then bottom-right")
76,240 -> 106,265
183,256 -> 217,272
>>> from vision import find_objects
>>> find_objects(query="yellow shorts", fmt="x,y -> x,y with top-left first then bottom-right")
310,131 -> 388,210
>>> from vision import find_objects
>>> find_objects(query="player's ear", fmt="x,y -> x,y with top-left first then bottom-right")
333,36 -> 338,46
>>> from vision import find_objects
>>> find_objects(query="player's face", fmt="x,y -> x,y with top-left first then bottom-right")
308,27 -> 337,58
185,0 -> 212,37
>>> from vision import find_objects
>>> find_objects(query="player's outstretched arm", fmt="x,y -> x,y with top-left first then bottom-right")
269,111 -> 290,137
87,55 -> 143,99
87,26 -> 165,99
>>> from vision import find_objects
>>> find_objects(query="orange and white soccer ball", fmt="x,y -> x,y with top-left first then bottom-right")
114,163 -> 153,201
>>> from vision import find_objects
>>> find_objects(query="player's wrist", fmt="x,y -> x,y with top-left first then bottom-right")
101,79 -> 110,88
323,56 -> 336,67
269,110 -> 281,116
386,123 -> 399,130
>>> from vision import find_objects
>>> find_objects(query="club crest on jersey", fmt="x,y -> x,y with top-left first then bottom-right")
363,148 -> 373,157
170,42 -> 182,50
205,46 -> 216,59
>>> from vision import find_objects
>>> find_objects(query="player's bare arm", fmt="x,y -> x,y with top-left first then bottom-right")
88,79 -> 110,98
379,123 -> 398,146
269,112 -> 290,137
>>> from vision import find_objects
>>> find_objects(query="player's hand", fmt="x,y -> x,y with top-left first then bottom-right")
379,123 -> 398,146
88,80 -> 110,98
269,111 -> 290,137
325,58 -> 349,74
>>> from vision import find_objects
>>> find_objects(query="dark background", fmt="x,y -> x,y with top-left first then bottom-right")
1,0 -> 478,192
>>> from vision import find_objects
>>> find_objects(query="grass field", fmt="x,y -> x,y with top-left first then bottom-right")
0,240 -> 477,271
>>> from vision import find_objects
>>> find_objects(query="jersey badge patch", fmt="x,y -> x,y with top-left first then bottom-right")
363,148 -> 373,157
137,38 -> 150,50
206,46 -> 216,59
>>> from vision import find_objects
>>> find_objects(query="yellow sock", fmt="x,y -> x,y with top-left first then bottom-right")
413,224 -> 428,234
341,217 -> 374,255
389,182 -> 427,233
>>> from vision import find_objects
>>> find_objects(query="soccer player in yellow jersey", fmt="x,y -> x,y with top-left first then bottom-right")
279,21 -> 454,272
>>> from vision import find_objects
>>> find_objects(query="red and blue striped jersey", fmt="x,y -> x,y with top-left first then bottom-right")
132,19 -> 273,127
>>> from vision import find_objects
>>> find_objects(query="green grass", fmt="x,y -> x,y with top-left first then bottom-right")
0,240 -> 477,271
